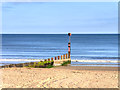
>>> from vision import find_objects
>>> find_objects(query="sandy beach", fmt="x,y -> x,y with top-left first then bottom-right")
1,65 -> 118,88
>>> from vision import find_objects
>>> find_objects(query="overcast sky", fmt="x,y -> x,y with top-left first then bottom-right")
2,2 -> 118,34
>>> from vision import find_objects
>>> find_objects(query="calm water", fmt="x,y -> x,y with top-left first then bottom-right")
1,34 -> 119,67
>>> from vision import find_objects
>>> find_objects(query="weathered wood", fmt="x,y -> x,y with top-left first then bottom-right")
9,64 -> 14,68
51,57 -> 53,60
68,42 -> 71,58
48,58 -> 50,61
58,56 -> 60,60
66,54 -> 68,59
53,59 -> 71,66
55,57 -> 57,60
63,54 -> 65,59
44,59 -> 47,61
61,55 -> 63,60
68,33 -> 71,58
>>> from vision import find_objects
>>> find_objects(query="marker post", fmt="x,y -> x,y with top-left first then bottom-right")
68,33 -> 71,59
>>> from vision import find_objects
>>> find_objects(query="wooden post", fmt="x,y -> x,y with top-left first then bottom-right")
68,33 -> 71,58
58,56 -> 60,60
48,58 -> 50,61
63,54 -> 65,59
51,57 -> 53,60
44,59 -> 47,61
55,57 -> 57,60
68,42 -> 71,58
61,55 -> 63,60
66,53 -> 68,59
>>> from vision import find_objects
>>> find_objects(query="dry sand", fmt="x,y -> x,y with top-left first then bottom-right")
1,65 -> 118,88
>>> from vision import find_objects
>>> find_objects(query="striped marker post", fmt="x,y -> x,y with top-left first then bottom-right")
68,33 -> 71,58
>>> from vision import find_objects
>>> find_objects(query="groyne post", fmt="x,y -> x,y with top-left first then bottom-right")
51,57 -> 53,60
63,54 -> 65,59
61,55 -> 63,60
58,56 -> 60,60
48,58 -> 50,61
68,33 -> 71,58
66,53 -> 68,59
55,57 -> 57,60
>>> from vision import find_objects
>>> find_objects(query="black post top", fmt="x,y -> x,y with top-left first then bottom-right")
68,33 -> 71,36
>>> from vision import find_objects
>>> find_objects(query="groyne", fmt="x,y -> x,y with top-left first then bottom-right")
0,53 -> 71,68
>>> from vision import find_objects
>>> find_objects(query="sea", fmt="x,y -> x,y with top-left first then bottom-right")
1,34 -> 119,67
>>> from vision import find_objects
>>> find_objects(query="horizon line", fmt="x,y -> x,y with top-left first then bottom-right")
1,33 -> 119,34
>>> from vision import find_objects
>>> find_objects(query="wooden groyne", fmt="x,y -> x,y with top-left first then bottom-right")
53,53 -> 71,66
0,53 -> 71,68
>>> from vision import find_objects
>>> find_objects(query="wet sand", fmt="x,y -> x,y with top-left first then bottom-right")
1,65 -> 118,88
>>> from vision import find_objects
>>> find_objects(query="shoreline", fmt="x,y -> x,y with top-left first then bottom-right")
0,59 -> 119,68
0,64 -> 119,71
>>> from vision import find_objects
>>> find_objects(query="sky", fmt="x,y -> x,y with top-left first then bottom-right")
2,2 -> 118,34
